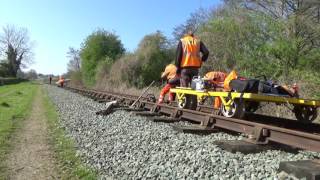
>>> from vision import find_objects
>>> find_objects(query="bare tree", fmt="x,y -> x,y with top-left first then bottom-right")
172,8 -> 212,41
66,47 -> 81,72
240,0 -> 320,68
241,0 -> 320,20
0,25 -> 33,77
25,69 -> 38,80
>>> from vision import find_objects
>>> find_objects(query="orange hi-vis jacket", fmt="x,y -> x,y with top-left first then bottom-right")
223,70 -> 238,91
161,64 -> 177,80
180,35 -> 201,68
57,76 -> 65,83
204,71 -> 227,88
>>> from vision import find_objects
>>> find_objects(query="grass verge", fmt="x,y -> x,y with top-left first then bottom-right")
41,86 -> 98,180
0,82 -> 37,177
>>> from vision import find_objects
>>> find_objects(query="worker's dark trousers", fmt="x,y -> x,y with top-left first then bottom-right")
180,68 -> 199,87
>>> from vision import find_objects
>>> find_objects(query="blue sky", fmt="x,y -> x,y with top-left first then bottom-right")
0,0 -> 221,75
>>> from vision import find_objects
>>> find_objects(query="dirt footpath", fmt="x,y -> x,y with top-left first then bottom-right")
5,87 -> 59,179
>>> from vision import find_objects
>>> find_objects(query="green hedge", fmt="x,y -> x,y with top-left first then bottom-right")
0,78 -> 27,86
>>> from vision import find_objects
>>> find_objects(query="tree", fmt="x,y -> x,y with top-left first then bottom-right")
25,69 -> 37,80
0,25 -> 33,77
173,8 -> 212,41
241,0 -> 320,73
0,60 -> 10,76
184,1 -> 320,79
240,0 -> 320,20
67,47 -> 81,72
66,47 -> 83,86
121,31 -> 173,88
199,12 -> 265,74
80,29 -> 125,86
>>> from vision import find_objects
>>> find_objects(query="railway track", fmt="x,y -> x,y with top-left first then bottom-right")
65,86 -> 320,152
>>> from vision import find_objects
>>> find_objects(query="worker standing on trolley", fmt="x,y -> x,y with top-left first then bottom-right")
158,64 -> 180,104
175,30 -> 209,87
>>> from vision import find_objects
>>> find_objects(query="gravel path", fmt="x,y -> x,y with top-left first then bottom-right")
45,85 -> 320,179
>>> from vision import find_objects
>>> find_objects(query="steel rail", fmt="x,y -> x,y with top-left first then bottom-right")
65,86 -> 320,152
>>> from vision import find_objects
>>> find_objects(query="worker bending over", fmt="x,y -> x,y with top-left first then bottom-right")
204,71 -> 227,89
176,31 -> 209,87
158,64 -> 180,104
204,71 -> 227,109
56,76 -> 65,87
203,70 -> 238,109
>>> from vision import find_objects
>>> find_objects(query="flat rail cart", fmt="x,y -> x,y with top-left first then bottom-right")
170,87 -> 320,123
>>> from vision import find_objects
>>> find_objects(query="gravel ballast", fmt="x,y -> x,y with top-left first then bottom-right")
45,85 -> 320,179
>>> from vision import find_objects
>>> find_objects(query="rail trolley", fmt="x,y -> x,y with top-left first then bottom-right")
170,87 -> 320,123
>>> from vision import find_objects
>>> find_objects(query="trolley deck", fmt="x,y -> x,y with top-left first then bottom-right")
170,87 -> 320,122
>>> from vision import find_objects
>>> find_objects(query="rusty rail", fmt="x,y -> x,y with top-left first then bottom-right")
65,86 -> 320,152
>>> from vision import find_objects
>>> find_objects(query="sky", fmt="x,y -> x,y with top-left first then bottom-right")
0,0 -> 222,75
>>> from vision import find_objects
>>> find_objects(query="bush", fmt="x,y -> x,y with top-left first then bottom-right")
129,31 -> 174,88
95,57 -> 113,85
95,31 -> 175,89
68,71 -> 83,87
0,78 -> 27,86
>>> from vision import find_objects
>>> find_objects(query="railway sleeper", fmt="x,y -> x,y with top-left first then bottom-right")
95,100 -> 119,116
214,140 -> 273,154
113,107 -> 145,112
98,99 -> 108,103
134,111 -> 161,117
171,124 -> 218,135
150,116 -> 180,123
93,97 -> 104,102
246,126 -> 269,145
278,160 -> 320,180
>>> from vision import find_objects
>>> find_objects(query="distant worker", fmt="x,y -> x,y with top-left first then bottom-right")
158,64 -> 180,104
176,31 -> 209,87
56,76 -> 65,87
49,76 -> 52,84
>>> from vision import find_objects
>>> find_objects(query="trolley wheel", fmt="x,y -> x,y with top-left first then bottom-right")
221,99 -> 246,119
293,105 -> 318,123
177,94 -> 198,110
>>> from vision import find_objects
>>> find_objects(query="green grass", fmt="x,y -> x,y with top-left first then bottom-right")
42,87 -> 98,180
0,82 -> 37,176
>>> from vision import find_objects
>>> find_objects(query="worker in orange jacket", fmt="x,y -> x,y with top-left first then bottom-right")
204,71 -> 227,89
56,76 -> 65,87
204,71 -> 227,109
176,31 -> 209,87
158,64 -> 180,104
